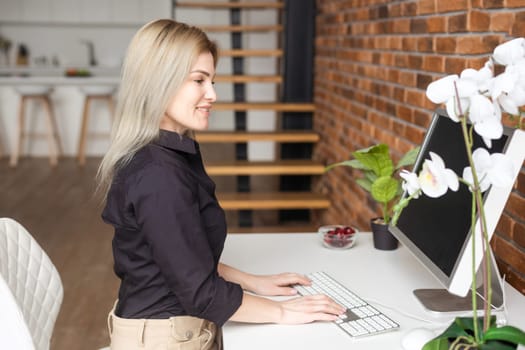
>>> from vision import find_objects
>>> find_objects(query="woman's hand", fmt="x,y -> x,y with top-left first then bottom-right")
247,272 -> 312,296
217,264 -> 313,297
278,294 -> 346,324
229,293 -> 346,324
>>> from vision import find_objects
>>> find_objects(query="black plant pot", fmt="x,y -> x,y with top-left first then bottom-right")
370,218 -> 398,250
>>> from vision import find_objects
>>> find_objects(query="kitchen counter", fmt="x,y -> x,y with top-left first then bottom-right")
0,66 -> 119,158
0,66 -> 120,86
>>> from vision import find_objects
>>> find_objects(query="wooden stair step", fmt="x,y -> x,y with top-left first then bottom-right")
176,2 -> 284,9
220,49 -> 282,57
227,224 -> 317,234
205,160 -> 325,176
215,75 -> 282,83
200,25 -> 283,32
217,192 -> 330,210
196,131 -> 319,143
213,102 -> 315,112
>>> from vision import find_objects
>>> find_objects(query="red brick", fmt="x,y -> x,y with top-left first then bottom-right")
468,10 -> 491,32
437,0 -> 469,12
435,36 -> 457,53
427,16 -> 447,33
404,124 -> 426,143
394,54 -> 408,68
411,18 -> 427,33
482,0 -> 505,8
417,0 -> 436,14
506,0 -> 525,7
413,109 -> 433,128
507,192 -> 525,218
514,221 -> 525,249
492,235 -> 525,274
445,57 -> 469,73
402,37 -> 418,51
456,36 -> 494,54
417,37 -> 434,52
517,171 -> 525,194
491,13 -> 514,33
495,258 -> 525,294
449,14 -> 468,32
401,2 -> 417,16
496,213 -> 514,240
512,11 -> 525,37
423,55 -> 445,72
388,3 -> 402,17
417,73 -> 434,89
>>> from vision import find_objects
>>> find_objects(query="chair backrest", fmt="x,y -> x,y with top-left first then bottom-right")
0,218 -> 63,350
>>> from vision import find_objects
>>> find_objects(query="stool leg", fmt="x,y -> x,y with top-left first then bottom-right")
77,96 -> 91,166
9,96 -> 27,167
41,96 -> 61,166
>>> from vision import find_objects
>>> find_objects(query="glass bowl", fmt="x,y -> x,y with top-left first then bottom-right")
318,225 -> 358,249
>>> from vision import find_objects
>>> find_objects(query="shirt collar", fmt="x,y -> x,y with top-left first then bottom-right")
155,129 -> 197,154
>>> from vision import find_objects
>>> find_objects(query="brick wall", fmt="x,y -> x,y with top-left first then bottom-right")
313,0 -> 525,294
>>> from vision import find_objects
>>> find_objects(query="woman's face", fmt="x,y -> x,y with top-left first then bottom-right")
161,51 -> 217,134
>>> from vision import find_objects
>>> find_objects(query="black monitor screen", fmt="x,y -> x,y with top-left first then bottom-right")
395,112 -> 508,277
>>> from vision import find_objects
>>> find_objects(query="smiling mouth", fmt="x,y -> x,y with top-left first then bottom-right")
196,106 -> 211,112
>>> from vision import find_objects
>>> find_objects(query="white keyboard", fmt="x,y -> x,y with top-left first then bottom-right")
294,271 -> 399,338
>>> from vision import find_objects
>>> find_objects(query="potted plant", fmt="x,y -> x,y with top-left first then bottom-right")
325,143 -> 419,250
393,37 -> 525,349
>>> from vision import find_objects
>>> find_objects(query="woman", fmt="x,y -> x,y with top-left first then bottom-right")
96,19 -> 344,350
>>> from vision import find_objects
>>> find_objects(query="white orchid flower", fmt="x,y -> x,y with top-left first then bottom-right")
467,95 -> 503,148
426,74 -> 458,104
492,37 -> 525,66
427,74 -> 476,121
418,152 -> 459,198
493,63 -> 525,115
400,170 -> 421,198
462,148 -> 515,192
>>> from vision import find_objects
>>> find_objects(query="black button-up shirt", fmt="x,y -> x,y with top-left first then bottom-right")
102,130 -> 243,326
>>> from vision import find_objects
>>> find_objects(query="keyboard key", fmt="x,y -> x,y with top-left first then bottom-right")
294,272 -> 399,338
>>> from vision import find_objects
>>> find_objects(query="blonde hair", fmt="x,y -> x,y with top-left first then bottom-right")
96,19 -> 217,201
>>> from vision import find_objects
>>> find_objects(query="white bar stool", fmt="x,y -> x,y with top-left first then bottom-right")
77,85 -> 115,166
9,85 -> 62,167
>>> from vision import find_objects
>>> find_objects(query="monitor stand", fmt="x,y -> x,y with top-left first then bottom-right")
413,249 -> 504,313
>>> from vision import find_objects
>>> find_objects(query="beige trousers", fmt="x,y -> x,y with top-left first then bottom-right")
108,308 -> 222,350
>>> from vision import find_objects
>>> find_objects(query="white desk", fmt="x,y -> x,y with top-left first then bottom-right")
221,232 -> 525,350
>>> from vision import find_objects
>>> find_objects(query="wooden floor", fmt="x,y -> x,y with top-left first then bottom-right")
0,157 -> 117,350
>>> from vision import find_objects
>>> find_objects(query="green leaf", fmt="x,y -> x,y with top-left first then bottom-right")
364,170 -> 378,185
396,146 -> 421,169
352,144 -> 394,177
356,178 -> 372,192
421,318 -> 473,350
325,159 -> 366,172
371,176 -> 398,204
483,326 -> 525,345
479,341 -> 518,350
422,337 -> 450,350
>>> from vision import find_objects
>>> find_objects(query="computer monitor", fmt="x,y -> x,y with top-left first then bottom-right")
389,109 -> 525,313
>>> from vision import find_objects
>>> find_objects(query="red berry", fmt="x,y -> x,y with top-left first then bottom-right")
343,226 -> 355,235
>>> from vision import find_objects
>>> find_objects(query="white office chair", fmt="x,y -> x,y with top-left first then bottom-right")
0,218 -> 63,350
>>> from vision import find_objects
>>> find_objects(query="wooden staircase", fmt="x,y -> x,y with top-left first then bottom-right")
174,1 -> 326,233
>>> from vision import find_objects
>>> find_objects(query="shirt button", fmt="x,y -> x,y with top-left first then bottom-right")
185,330 -> 193,339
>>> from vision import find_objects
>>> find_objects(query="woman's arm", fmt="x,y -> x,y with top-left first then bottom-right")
218,264 -> 346,324
229,292 -> 345,324
218,263 -> 311,296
